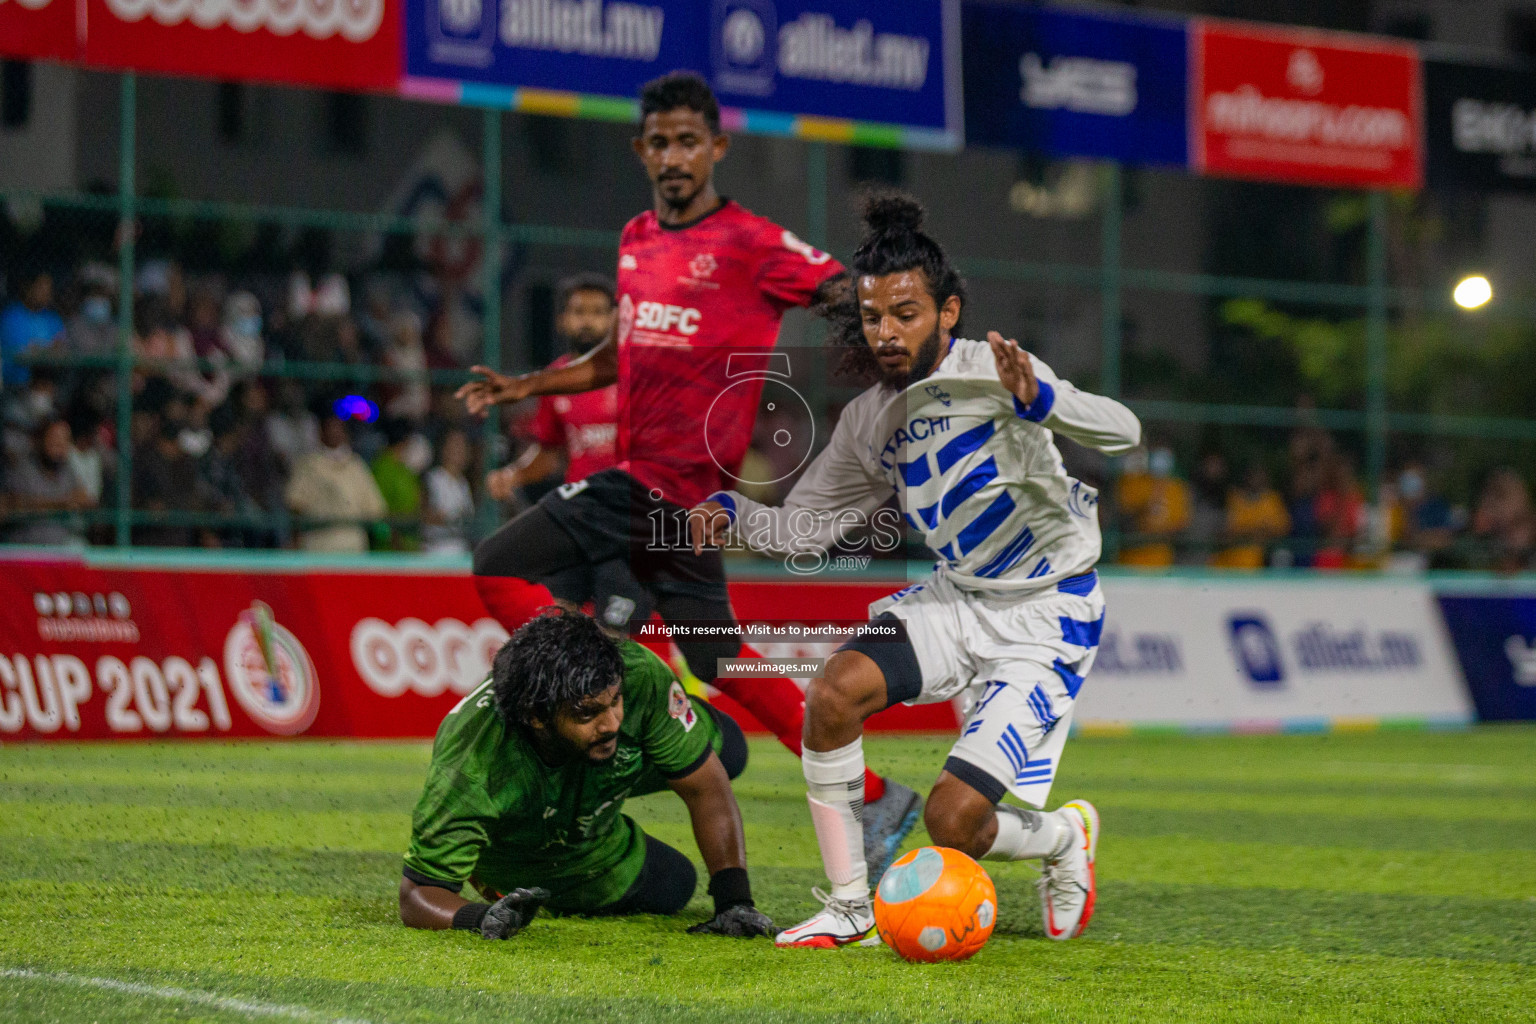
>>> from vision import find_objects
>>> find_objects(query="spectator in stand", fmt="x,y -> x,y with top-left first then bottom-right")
1472,467 -> 1534,573
1184,450 -> 1229,565
66,405 -> 108,507
285,414 -> 386,553
371,416 -> 424,551
63,264 -> 118,360
1286,413 -> 1333,563
1212,463 -> 1291,569
132,296 -> 226,406
357,282 -> 395,362
2,417 -> 94,546
423,427 -> 475,554
2,366 -> 61,466
202,402 -> 258,547
267,379 -> 320,471
132,416 -> 211,548
221,292 -> 264,374
187,287 -> 224,362
2,270 -> 65,387
136,260 -> 188,324
1117,445 -> 1191,568
383,310 -> 431,421
1394,461 -> 1461,569
228,381 -> 285,518
1312,452 -> 1365,570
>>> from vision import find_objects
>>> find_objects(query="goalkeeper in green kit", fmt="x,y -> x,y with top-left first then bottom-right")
399,610 -> 773,939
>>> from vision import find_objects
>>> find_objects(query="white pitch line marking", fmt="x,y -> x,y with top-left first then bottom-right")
0,967 -> 377,1024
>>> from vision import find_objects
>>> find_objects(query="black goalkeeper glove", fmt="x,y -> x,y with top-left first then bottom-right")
457,887 -> 549,940
687,903 -> 776,938
686,868 -> 773,938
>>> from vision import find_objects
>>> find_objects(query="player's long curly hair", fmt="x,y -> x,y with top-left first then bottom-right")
826,190 -> 968,382
491,610 -> 625,729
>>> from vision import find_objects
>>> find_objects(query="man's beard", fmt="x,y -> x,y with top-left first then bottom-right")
565,329 -> 606,355
658,173 -> 701,212
879,326 -> 944,391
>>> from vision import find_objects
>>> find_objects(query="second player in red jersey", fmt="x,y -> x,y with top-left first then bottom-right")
615,199 -> 838,508
458,73 -> 923,882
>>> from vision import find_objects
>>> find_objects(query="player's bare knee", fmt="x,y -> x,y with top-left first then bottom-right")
925,779 -> 996,860
809,651 -> 885,726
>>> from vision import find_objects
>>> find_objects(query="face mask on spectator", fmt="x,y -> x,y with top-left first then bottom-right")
81,296 -> 112,325
402,434 -> 433,475
1399,470 -> 1425,501
178,427 -> 212,458
22,390 -> 55,421
1149,448 -> 1175,478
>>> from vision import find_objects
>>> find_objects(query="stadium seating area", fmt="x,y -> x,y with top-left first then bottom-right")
3,257 -> 1533,570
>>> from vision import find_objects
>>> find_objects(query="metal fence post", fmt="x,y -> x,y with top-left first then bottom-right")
477,107 -> 503,539
114,73 -> 137,548
1365,190 -> 1389,500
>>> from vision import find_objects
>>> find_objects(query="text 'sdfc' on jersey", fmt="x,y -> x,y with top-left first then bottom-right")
615,200 -> 845,509
403,642 -> 722,912
528,354 -> 619,483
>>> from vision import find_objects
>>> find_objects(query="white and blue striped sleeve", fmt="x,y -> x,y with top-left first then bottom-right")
1012,354 -> 1142,456
706,402 -> 893,560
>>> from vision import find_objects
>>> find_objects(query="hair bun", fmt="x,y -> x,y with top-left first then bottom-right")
862,191 -> 926,234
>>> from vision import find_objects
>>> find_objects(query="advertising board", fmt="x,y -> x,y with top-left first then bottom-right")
1425,59 -> 1536,193
402,0 -> 961,146
1078,577 -> 1473,730
0,0 -> 76,61
1192,20 -> 1422,188
83,0 -> 403,92
961,1 -> 1188,167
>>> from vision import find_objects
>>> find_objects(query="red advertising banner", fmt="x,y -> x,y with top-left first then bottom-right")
1192,20 -> 1423,188
0,0 -> 78,61
0,555 -> 955,742
82,0 -> 401,93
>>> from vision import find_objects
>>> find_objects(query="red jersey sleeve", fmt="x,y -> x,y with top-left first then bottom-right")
753,224 -> 845,309
528,395 -> 564,449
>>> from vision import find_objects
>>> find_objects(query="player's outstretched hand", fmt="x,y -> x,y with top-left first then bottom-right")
688,501 -> 732,556
455,366 -> 532,417
480,887 -> 550,940
987,330 -> 1039,408
687,904 -> 776,938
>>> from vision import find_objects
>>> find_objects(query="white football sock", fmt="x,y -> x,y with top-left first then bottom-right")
982,805 -> 1070,862
803,737 -> 869,901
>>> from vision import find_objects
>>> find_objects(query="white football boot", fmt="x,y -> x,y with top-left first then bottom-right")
774,888 -> 878,949
1038,799 -> 1099,941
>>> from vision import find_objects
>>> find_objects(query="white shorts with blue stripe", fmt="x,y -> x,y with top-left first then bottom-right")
868,567 -> 1104,808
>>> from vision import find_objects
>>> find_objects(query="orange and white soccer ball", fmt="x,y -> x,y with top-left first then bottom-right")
874,846 -> 997,962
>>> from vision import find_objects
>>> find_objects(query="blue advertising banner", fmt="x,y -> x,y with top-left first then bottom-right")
403,0 -> 961,147
1436,596 -> 1536,721
961,1 -> 1188,167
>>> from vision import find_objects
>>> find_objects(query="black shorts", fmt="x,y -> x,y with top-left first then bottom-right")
537,468 -> 729,601
540,558 -> 656,635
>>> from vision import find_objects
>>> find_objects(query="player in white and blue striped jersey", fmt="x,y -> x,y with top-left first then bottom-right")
689,193 -> 1141,948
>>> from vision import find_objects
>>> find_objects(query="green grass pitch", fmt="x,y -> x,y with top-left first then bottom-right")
2,727 -> 1534,1023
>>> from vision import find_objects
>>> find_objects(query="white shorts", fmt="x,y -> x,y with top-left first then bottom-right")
863,568 -> 1104,808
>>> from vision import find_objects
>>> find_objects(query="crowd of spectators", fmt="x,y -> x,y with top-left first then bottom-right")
0,261 -> 489,553
1115,422 -> 1536,573
3,260 -> 1536,574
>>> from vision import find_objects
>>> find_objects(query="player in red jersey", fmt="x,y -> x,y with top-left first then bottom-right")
485,274 -> 652,634
457,73 -> 922,881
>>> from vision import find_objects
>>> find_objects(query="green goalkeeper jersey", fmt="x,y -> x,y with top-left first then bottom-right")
403,641 -> 720,912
